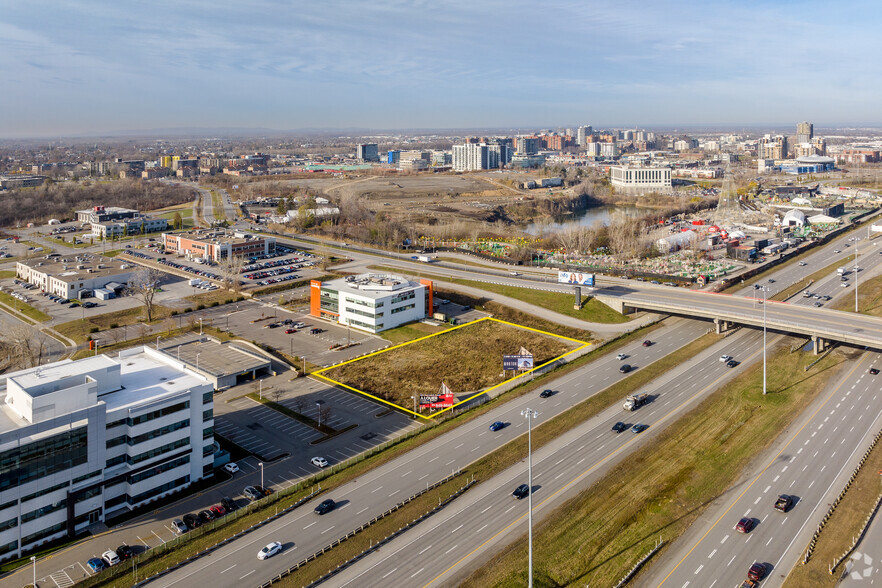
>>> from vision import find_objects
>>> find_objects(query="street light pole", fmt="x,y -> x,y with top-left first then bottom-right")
761,286 -> 768,395
156,335 -> 160,350
520,408 -> 539,588
316,400 -> 324,428
199,317 -> 203,335
258,462 -> 264,489
855,245 -> 859,312
30,556 -> 35,588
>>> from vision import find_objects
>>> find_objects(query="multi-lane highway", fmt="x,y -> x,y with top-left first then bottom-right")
147,318 -> 715,587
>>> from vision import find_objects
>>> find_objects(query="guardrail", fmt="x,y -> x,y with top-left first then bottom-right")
613,538 -> 665,588
257,471 -> 470,587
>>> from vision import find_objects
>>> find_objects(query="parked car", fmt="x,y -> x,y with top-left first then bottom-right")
171,519 -> 188,535
735,517 -> 755,533
87,558 -> 106,572
612,421 -> 628,433
311,456 -> 329,467
258,541 -> 283,560
512,484 -> 530,499
224,462 -> 239,474
294,322 -> 306,328
285,328 -> 296,334
209,505 -> 226,518
220,497 -> 238,512
539,389 -> 554,398
183,513 -> 201,528
243,486 -> 262,501
198,509 -> 215,523
116,545 -> 134,560
489,421 -> 506,432
101,549 -> 120,566
315,499 -> 336,515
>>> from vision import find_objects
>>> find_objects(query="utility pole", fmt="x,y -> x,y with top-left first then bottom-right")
761,286 -> 769,395
520,408 -> 539,588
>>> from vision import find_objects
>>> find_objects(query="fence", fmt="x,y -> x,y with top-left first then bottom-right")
613,538 -> 665,588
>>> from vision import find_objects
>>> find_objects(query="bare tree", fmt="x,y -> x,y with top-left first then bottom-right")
127,267 -> 163,322
318,405 -> 333,428
291,396 -> 306,414
271,388 -> 283,403
2,325 -> 50,369
218,256 -> 244,293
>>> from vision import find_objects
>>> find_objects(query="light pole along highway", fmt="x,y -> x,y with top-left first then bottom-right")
521,407 -> 539,588
760,285 -> 769,395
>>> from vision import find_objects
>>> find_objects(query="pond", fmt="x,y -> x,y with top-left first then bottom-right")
522,204 -> 653,235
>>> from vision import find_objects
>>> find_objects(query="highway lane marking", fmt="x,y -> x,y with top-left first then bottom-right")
694,565 -> 703,574
452,524 -> 463,533
382,568 -> 398,579
401,471 -> 412,477
304,521 -> 317,529
476,524 -> 488,534
480,505 -> 493,514
410,568 -> 425,578
357,507 -> 369,515
445,459 -> 456,466
239,570 -> 255,579
220,564 -> 236,574
454,443 -> 463,449
655,353 -> 870,587
389,490 -> 400,497
504,505 -> 516,513
418,474 -> 430,481
418,545 -> 433,555
428,456 -> 439,462
764,486 -> 770,493
444,545 -> 458,554
708,549 -> 716,558
322,526 -> 335,534
720,534 -> 728,544
577,457 -> 586,465
371,486 -> 383,493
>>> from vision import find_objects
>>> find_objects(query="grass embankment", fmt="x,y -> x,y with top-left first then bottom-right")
831,273 -> 882,317
44,235 -> 92,248
0,271 -> 16,279
369,264 -> 629,324
156,207 -> 196,229
68,324 -> 232,360
784,431 -> 882,587
434,255 -> 516,271
210,189 -> 227,221
55,306 -> 170,343
461,344 -> 846,588
72,320 -> 663,588
324,319 -> 578,405
0,291 -> 51,322
274,477 -> 468,587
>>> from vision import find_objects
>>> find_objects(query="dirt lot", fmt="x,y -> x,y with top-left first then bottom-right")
323,318 -> 579,407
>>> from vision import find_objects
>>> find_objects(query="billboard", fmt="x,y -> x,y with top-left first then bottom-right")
419,394 -> 455,409
558,271 -> 595,286
503,354 -> 535,371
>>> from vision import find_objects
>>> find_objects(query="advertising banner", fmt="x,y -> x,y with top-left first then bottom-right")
503,354 -> 535,371
419,394 -> 455,409
558,271 -> 595,286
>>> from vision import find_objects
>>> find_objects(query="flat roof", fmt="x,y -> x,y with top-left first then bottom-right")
107,349 -> 210,412
164,229 -> 271,246
18,257 -> 135,283
323,273 -> 422,300
158,334 -> 271,378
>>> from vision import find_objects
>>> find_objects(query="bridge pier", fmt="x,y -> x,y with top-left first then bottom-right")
714,318 -> 734,334
811,335 -> 828,355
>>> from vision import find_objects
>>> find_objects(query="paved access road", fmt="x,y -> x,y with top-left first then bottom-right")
648,352 -> 882,588
145,318 -> 709,588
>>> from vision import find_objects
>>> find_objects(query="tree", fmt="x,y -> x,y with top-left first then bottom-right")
2,325 -> 50,369
127,267 -> 163,322
218,255 -> 244,292
318,405 -> 333,428
292,396 -> 306,414
173,212 -> 183,230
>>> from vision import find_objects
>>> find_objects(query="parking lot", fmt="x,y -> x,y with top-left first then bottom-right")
214,396 -> 322,461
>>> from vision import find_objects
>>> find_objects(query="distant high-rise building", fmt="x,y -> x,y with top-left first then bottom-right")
515,137 -> 539,155
796,121 -> 813,145
453,143 -> 506,171
758,135 -> 788,159
356,143 -> 379,162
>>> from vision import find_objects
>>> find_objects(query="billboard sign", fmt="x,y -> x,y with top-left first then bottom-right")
503,354 -> 535,371
558,271 -> 595,286
419,394 -> 455,409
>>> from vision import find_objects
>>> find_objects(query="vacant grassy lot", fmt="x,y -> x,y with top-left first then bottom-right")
831,273 -> 882,316
324,318 -> 579,406
460,344 -> 846,588
0,291 -> 50,322
369,265 -> 629,324
0,270 -> 15,279
55,306 -> 171,342
381,321 -> 453,344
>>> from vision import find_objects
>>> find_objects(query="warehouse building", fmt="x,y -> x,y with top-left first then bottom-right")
16,257 -> 138,299
0,348 -> 214,561
310,273 -> 433,333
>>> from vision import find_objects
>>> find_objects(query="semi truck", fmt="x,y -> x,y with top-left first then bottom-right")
623,393 -> 649,411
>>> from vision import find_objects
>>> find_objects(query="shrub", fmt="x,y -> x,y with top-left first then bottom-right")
110,323 -> 119,329
197,304 -> 206,310
89,327 -> 100,333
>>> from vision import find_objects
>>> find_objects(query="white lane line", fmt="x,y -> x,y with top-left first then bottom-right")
371,486 -> 383,493
322,526 -> 335,534
721,534 -> 729,544
220,565 -> 236,574
357,507 -> 369,515
410,567 -> 425,578
418,474 -> 430,481
476,524 -> 488,534
304,521 -> 317,529
382,568 -> 398,579
239,570 -> 255,580
452,524 -> 464,533
428,456 -> 439,462
695,565 -> 703,574
446,460 -> 456,466
418,544 -> 433,555
401,471 -> 412,477
389,490 -> 400,497
445,544 -> 458,554
481,505 -> 493,514
708,549 -> 717,558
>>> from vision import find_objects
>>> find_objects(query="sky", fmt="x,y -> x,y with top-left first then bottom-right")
2,0 -> 882,138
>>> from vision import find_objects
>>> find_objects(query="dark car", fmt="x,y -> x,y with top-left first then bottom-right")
220,497 -> 237,512
198,509 -> 215,523
489,421 -> 506,432
735,517 -> 755,533
642,340 -> 652,347
727,359 -> 739,368
243,486 -> 262,501
539,389 -> 554,398
748,562 -> 766,581
512,484 -> 530,499
116,545 -> 134,560
870,368 -> 880,375
619,364 -> 632,374
254,484 -> 273,496
183,513 -> 202,529
612,421 -> 627,433
87,558 -> 106,573
315,499 -> 336,515
631,423 -> 649,433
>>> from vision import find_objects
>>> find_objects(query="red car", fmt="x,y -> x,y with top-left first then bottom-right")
209,504 -> 226,517
735,517 -> 755,533
748,562 -> 766,581
285,328 -> 296,334
642,340 -> 652,347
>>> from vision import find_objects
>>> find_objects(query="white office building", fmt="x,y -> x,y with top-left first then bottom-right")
609,165 -> 672,191
311,273 -> 433,333
0,348 -> 214,561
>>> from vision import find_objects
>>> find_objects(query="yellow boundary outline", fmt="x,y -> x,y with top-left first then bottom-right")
313,317 -> 591,420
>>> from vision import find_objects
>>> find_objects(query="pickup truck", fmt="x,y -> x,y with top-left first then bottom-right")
774,494 -> 793,512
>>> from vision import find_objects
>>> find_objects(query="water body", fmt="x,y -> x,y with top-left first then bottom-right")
522,204 -> 652,235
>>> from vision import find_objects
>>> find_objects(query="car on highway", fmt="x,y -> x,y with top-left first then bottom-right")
768,278 -> 775,283
870,368 -> 879,375
814,301 -> 823,307
735,517 -> 755,533
209,505 -> 226,517
748,562 -> 766,581
224,462 -> 239,474
619,364 -> 632,373
489,421 -> 506,432
631,424 -> 649,433
616,353 -> 627,360
102,549 -> 120,566
841,282 -> 849,287
612,421 -> 628,433
642,340 -> 652,347
834,249 -> 841,253
87,557 -> 106,572
315,499 -> 336,515
116,545 -> 134,560
171,519 -> 188,535
183,513 -> 202,529
512,484 -> 531,499
539,389 -> 555,398
311,456 -> 329,467
720,355 -> 732,362
799,261 -> 807,266
243,486 -> 263,501
258,541 -> 283,560
726,359 -> 739,368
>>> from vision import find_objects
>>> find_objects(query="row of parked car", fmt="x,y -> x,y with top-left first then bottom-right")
171,496 -> 240,535
86,544 -> 135,572
243,265 -> 300,281
155,257 -> 224,282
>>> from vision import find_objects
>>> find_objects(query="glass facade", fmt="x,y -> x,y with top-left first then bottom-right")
127,401 -> 189,426
0,427 -> 88,492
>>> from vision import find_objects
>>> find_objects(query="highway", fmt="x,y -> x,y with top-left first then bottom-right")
146,318 -> 712,587
648,351 -> 882,588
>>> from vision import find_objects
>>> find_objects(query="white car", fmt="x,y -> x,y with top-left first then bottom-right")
258,541 -> 282,560
616,353 -> 627,361
798,261 -> 807,266
294,322 -> 306,328
310,456 -> 329,468
102,549 -> 120,566
719,355 -> 732,363
224,462 -> 239,474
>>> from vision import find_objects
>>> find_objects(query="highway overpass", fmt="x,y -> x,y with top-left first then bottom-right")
596,284 -> 882,352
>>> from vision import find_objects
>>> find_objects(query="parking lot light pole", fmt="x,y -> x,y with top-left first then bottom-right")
520,408 -> 539,588
199,317 -> 203,336
30,555 -> 35,588
258,462 -> 264,488
259,379 -> 262,400
156,336 -> 161,350
316,400 -> 324,428
410,396 -> 417,419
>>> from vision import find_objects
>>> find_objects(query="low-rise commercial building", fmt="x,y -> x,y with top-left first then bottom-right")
162,229 -> 275,262
91,217 -> 168,239
75,206 -> 138,224
310,273 -> 433,333
0,348 -> 214,561
609,165 -> 672,191
0,175 -> 46,190
16,257 -> 138,299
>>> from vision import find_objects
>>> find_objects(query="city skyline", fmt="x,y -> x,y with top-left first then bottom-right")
3,0 -> 882,138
